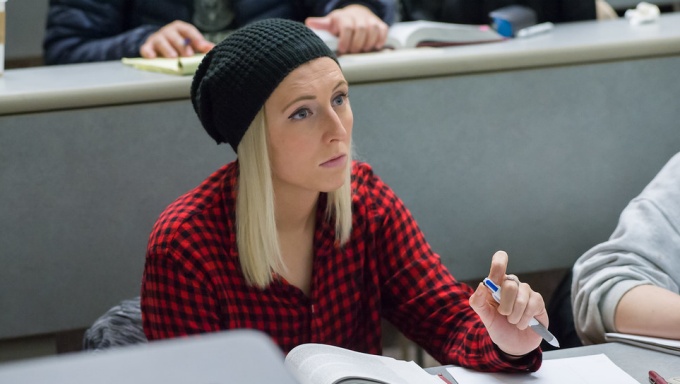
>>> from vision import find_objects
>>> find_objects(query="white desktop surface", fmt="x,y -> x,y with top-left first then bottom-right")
0,61 -> 190,115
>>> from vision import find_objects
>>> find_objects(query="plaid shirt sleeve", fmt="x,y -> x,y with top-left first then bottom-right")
142,245 -> 224,340
355,163 -> 542,372
141,166 -> 233,341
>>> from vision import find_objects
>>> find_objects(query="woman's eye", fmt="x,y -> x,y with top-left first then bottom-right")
333,93 -> 348,107
289,108 -> 311,120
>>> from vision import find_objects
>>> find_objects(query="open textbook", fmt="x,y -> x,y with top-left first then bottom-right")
284,343 -> 449,384
314,20 -> 504,51
605,332 -> 680,356
284,344 -> 639,384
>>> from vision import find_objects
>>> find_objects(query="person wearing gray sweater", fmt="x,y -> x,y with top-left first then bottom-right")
572,152 -> 680,345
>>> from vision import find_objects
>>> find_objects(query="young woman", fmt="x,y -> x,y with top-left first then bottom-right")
141,18 -> 547,371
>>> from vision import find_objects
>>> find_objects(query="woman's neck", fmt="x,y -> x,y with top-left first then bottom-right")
273,186 -> 319,296
274,187 -> 319,234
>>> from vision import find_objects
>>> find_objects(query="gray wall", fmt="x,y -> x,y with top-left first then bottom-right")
351,55 -> 680,280
5,0 -> 48,60
1,100 -> 229,339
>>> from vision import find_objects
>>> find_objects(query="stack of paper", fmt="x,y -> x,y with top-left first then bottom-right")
447,354 -> 638,384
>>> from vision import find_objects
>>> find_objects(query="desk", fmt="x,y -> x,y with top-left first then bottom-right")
2,14 -> 680,341
4,14 -> 680,114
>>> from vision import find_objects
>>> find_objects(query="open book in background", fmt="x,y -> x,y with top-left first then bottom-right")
605,332 -> 680,356
313,20 -> 504,51
284,343 -> 449,384
122,54 -> 205,76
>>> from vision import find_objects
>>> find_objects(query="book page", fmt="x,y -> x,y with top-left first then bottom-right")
285,344 -> 441,384
385,21 -> 503,49
446,354 -> 637,384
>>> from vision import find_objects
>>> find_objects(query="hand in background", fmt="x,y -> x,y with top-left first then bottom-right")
305,4 -> 388,54
469,251 -> 547,357
140,20 -> 214,59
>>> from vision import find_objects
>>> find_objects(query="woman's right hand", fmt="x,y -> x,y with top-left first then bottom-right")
140,20 -> 215,59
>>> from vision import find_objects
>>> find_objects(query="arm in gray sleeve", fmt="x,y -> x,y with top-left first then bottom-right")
571,153 -> 680,345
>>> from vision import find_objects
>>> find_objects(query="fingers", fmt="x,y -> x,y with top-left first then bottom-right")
308,5 -> 388,54
178,23 -> 214,53
500,282 -> 532,327
469,282 -> 495,327
140,20 -> 213,59
485,251 -> 547,329
305,16 -> 332,31
140,42 -> 158,59
495,279 -> 547,330
497,276 -> 520,316
487,250 -> 508,285
519,290 -> 547,329
335,19 -> 357,54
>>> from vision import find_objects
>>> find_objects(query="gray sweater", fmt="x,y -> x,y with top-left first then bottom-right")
572,152 -> 680,345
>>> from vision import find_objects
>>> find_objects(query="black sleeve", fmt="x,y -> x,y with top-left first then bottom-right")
43,0 -> 160,64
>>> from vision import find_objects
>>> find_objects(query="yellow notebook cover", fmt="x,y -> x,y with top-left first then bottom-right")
122,54 -> 205,75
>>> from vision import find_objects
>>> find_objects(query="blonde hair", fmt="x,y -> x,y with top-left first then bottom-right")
236,109 -> 353,288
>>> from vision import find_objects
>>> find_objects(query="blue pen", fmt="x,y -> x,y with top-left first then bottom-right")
483,277 -> 560,348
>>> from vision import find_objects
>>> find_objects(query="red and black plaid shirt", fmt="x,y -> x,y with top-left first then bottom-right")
142,161 -> 541,371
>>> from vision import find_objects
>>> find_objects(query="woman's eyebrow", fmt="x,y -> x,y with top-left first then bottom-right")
281,80 -> 348,113
333,79 -> 348,90
282,95 -> 315,113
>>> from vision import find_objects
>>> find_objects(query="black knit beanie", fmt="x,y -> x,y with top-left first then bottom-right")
191,18 -> 339,152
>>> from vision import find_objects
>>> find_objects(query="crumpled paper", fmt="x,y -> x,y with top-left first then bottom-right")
625,2 -> 661,25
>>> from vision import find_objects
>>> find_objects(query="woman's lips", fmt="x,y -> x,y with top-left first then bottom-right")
320,154 -> 347,168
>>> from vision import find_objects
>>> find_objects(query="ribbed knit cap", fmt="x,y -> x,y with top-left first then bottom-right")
191,18 -> 338,152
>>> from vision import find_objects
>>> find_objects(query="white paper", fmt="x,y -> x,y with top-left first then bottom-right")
446,354 -> 638,384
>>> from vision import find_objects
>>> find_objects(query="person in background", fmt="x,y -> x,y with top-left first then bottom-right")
43,0 -> 395,65
572,152 -> 680,345
141,18 -> 549,370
